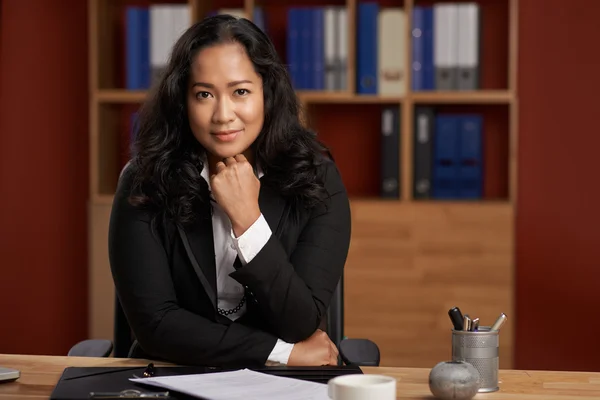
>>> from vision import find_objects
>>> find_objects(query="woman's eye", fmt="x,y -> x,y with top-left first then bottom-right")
235,89 -> 249,96
196,92 -> 212,99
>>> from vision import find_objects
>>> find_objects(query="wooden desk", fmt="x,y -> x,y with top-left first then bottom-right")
1,354 -> 600,399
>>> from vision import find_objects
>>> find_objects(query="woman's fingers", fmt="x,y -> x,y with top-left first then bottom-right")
234,154 -> 247,163
223,157 -> 236,167
215,161 -> 226,173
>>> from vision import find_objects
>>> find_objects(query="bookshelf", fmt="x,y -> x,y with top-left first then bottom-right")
88,0 -> 518,368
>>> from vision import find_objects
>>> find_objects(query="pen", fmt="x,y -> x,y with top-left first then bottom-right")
448,307 -> 464,330
89,389 -> 170,399
490,313 -> 508,332
463,314 -> 472,331
471,317 -> 479,331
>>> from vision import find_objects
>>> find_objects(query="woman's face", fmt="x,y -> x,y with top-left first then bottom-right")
187,42 -> 264,161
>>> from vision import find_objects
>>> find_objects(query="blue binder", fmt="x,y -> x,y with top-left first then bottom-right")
412,6 -> 425,91
299,8 -> 312,89
356,3 -> 378,94
432,114 -> 483,199
433,114 -> 461,199
125,7 -> 149,90
312,8 -> 325,90
457,115 -> 483,198
422,7 -> 434,90
286,8 -> 300,89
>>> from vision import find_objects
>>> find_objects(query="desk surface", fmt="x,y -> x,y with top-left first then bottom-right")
1,354 -> 600,399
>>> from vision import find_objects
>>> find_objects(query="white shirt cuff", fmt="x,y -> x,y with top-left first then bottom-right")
266,339 -> 294,365
231,213 -> 272,265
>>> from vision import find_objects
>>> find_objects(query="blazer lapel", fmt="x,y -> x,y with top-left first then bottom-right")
176,180 -> 286,311
177,210 -> 218,310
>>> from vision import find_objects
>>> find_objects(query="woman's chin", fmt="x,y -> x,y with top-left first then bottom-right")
207,146 -> 247,160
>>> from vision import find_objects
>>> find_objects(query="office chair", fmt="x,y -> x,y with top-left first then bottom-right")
327,278 -> 381,367
69,277 -> 380,366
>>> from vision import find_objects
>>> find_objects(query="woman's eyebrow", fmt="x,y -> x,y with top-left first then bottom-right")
191,80 -> 254,88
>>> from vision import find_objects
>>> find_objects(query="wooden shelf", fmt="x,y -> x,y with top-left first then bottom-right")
93,89 -> 514,105
411,90 -> 515,104
298,91 -> 403,104
95,90 -> 146,103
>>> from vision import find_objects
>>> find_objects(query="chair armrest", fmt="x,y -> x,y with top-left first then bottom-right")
339,338 -> 380,367
67,339 -> 113,358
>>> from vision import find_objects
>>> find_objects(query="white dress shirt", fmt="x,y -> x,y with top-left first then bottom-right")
200,162 -> 295,365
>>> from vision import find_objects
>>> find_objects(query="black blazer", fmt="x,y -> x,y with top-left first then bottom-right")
108,158 -> 352,367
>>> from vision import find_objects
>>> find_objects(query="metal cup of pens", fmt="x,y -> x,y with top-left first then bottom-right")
448,307 -> 508,393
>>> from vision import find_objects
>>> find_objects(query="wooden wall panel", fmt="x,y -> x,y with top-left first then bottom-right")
88,202 -> 116,341
344,201 -> 514,368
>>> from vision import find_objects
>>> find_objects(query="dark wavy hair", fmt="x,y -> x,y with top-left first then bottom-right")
128,14 -> 332,225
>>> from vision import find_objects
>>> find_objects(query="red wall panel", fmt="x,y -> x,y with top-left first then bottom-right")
0,0 -> 89,355
515,0 -> 600,371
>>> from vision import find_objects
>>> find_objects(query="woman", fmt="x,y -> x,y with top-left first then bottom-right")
109,14 -> 351,368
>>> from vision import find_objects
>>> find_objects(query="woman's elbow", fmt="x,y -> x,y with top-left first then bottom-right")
130,326 -> 161,357
128,315 -> 172,359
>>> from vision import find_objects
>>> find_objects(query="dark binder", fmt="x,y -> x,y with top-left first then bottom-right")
50,364 -> 363,400
413,107 -> 435,199
380,106 -> 400,199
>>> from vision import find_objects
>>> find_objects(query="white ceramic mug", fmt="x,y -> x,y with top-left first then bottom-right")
328,374 -> 396,400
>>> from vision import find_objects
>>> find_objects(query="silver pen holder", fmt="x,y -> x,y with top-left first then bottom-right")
451,326 -> 499,392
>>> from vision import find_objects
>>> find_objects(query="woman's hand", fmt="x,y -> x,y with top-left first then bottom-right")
210,154 -> 261,237
287,329 -> 339,366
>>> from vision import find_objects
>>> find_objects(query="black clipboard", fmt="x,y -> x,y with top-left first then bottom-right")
49,364 -> 363,399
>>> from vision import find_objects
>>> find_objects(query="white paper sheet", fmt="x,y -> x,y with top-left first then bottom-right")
130,368 -> 330,400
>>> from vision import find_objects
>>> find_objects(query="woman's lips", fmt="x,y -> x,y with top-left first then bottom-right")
212,129 -> 242,142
